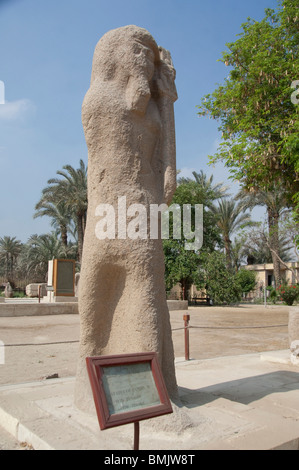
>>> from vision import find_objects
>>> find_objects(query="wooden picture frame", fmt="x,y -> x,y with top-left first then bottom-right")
86,352 -> 173,430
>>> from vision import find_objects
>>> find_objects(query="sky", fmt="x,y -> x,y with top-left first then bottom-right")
0,0 -> 279,242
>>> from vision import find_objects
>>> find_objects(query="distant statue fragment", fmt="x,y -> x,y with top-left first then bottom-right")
4,282 -> 13,298
75,25 -> 178,409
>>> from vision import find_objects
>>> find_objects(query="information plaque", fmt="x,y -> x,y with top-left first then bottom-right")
86,352 -> 173,431
53,259 -> 75,297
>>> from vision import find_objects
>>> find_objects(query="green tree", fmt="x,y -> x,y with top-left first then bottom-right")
34,200 -> 71,247
0,236 -> 22,282
241,220 -> 298,283
21,233 -> 76,281
230,234 -> 248,272
198,251 -> 242,305
178,170 -> 230,202
241,230 -> 294,264
211,199 -> 252,270
235,268 -> 257,296
172,179 -> 223,252
163,239 -> 201,299
37,160 -> 87,262
163,176 -> 222,297
197,0 -> 299,213
236,186 -> 290,285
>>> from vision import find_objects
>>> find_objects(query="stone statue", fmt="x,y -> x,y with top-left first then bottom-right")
75,272 -> 80,298
4,282 -> 13,298
75,25 -> 179,410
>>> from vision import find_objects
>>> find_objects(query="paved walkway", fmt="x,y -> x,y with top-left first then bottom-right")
0,351 -> 298,450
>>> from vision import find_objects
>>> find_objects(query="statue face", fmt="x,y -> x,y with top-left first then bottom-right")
121,38 -> 158,114
129,39 -> 156,82
87,31 -> 160,116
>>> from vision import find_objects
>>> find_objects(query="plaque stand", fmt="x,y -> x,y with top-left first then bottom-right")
134,421 -> 140,451
86,352 -> 173,450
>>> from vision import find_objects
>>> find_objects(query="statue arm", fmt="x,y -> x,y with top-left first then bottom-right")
154,48 -> 178,205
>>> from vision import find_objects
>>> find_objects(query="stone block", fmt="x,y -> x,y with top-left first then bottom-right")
26,283 -> 47,298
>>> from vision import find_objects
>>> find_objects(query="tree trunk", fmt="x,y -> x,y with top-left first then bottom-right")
60,224 -> 68,247
268,208 -> 281,287
224,236 -> 232,271
77,213 -> 84,263
5,253 -> 10,279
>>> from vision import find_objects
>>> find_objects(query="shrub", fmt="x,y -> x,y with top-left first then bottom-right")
198,252 -> 242,305
277,284 -> 299,306
267,286 -> 278,304
235,269 -> 257,295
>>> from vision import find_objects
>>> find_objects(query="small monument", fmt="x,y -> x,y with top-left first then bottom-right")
45,259 -> 76,302
75,272 -> 80,298
4,282 -> 13,298
75,25 -> 179,411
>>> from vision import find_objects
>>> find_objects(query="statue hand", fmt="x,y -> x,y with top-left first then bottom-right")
156,47 -> 178,102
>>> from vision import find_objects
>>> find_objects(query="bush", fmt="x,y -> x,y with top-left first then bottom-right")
235,269 -> 257,295
198,252 -> 242,305
277,284 -> 299,306
268,286 -> 278,304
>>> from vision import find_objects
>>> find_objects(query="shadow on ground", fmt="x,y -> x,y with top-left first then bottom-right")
179,370 -> 299,407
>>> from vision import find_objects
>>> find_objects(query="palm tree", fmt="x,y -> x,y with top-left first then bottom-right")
178,170 -> 230,205
22,233 -> 77,281
230,235 -> 248,273
241,232 -> 294,265
0,236 -> 22,281
38,160 -> 87,262
211,199 -> 252,270
34,200 -> 71,247
236,187 -> 289,286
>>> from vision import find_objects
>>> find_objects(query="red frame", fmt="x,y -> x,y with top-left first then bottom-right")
86,352 -> 173,430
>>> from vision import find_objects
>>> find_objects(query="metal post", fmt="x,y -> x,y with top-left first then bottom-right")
183,314 -> 190,361
134,421 -> 140,450
38,285 -> 41,304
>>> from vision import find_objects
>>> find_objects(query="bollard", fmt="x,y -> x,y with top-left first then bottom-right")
183,314 -> 190,361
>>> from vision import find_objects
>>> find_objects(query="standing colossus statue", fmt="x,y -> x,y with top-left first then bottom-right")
75,25 -> 179,410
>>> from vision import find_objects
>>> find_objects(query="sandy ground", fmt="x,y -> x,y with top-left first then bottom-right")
0,304 -> 290,386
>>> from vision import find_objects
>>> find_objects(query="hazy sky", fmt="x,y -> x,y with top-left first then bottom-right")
0,0 -> 278,242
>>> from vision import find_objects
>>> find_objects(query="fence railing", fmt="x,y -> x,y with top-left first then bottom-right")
1,314 -> 288,364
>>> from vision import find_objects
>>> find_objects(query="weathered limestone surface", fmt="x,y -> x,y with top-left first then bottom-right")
4,283 -> 13,298
75,273 -> 80,298
75,25 -> 179,411
26,283 -> 47,298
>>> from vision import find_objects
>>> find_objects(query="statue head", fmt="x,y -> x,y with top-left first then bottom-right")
91,25 -> 160,83
90,26 -> 161,114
